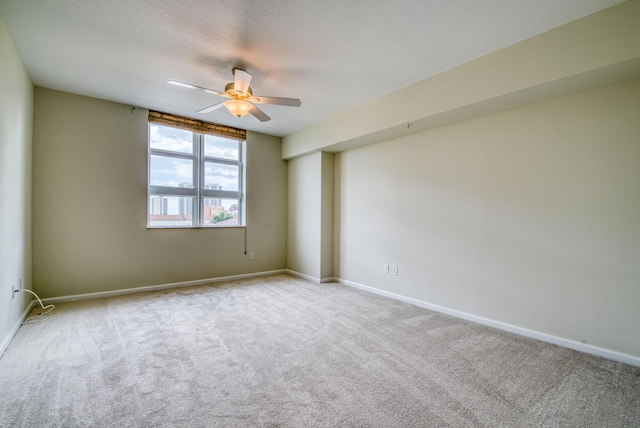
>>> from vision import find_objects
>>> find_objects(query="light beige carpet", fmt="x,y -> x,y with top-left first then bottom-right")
1,274 -> 638,427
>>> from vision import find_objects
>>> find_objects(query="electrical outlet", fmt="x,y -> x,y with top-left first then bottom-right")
12,285 -> 17,299
248,252 -> 254,260
391,265 -> 398,276
383,264 -> 389,274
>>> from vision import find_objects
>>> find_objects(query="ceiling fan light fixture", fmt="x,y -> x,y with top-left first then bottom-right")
224,99 -> 252,118
170,68 -> 300,123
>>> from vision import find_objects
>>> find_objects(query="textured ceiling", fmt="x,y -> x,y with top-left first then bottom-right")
0,0 -> 624,137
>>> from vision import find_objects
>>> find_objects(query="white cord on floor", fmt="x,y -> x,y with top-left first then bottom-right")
18,289 -> 55,324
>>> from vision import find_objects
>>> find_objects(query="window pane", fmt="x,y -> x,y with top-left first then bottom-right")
150,124 -> 193,154
204,135 -> 239,160
150,155 -> 194,188
203,198 -> 240,227
204,162 -> 239,191
147,120 -> 244,228
149,195 -> 195,227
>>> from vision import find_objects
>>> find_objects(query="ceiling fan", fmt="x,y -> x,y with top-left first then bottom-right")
169,68 -> 301,122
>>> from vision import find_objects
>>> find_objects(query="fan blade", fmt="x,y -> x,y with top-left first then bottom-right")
251,96 -> 301,107
197,102 -> 226,114
249,104 -> 271,122
168,80 -> 227,97
233,69 -> 252,96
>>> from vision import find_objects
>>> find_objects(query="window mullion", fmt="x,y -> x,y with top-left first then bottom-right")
240,141 -> 244,225
201,157 -> 241,167
201,190 -> 242,199
194,132 -> 202,227
149,149 -> 195,161
149,186 -> 197,196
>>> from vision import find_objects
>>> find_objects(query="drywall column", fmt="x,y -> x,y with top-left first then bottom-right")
320,152 -> 334,280
0,13 -> 34,354
287,152 -> 333,282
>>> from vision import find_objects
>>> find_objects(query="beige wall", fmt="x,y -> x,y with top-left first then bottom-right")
32,88 -> 287,298
334,77 -> 640,357
0,14 -> 33,351
287,152 -> 321,279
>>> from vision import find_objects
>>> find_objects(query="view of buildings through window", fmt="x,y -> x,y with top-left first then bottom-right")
148,123 -> 244,227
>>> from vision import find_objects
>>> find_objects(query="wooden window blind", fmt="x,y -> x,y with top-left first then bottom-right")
148,110 -> 246,141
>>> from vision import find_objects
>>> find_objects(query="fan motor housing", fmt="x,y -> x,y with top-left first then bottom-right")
225,82 -> 252,97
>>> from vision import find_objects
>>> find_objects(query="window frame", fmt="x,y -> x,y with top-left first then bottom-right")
147,123 -> 245,228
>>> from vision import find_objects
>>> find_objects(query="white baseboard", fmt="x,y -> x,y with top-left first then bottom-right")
41,269 -> 287,305
286,270 -> 335,284
286,270 -> 319,283
14,271 -> 639,368
0,300 -> 36,359
337,277 -> 640,368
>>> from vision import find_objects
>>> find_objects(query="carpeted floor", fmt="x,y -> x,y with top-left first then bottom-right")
1,274 -> 638,427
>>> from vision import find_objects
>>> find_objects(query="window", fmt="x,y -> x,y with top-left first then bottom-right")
147,112 -> 245,228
